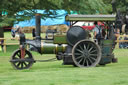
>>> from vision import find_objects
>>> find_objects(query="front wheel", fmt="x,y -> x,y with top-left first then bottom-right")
10,49 -> 35,70
72,40 -> 101,68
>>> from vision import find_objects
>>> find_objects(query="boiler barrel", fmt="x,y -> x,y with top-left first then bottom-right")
41,42 -> 67,54
66,26 -> 89,46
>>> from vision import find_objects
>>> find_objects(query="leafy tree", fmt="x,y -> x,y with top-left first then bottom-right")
0,0 -> 112,27
104,0 -> 128,14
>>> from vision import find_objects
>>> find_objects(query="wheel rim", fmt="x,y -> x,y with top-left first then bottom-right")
72,40 -> 101,67
11,49 -> 34,70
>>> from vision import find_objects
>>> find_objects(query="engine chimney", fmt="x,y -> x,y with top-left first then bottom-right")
35,14 -> 41,39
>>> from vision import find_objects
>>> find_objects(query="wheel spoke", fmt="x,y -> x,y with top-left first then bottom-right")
90,54 -> 97,56
86,59 -> 89,67
76,48 -> 83,53
79,45 -> 84,50
23,62 -> 28,67
14,60 -> 18,63
87,44 -> 90,50
88,47 -> 93,52
82,57 -> 86,66
84,44 -> 87,50
21,62 -> 24,69
90,57 -> 97,61
17,52 -> 21,58
14,57 -> 18,59
78,57 -> 83,64
14,55 -> 19,59
74,53 -> 82,56
16,62 -> 21,67
76,55 -> 83,60
88,57 -> 93,64
90,50 -> 97,53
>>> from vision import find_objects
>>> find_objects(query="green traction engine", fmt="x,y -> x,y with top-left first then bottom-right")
10,14 -> 117,70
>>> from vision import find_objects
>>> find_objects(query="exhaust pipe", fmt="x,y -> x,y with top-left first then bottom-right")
35,14 -> 41,39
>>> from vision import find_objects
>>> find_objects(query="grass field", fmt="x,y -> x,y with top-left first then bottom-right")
0,49 -> 128,85
0,32 -> 128,85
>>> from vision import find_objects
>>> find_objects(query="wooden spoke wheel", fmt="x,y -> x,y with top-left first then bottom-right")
72,40 -> 101,67
10,49 -> 34,70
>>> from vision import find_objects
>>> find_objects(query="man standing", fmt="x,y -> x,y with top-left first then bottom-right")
93,21 -> 102,43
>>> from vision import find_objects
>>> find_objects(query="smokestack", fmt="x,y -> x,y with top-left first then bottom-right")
35,14 -> 41,39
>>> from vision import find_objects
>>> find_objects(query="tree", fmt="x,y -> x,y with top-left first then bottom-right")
104,0 -> 128,14
0,0 -> 112,27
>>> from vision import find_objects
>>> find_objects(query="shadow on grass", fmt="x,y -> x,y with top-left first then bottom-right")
8,61 -> 119,72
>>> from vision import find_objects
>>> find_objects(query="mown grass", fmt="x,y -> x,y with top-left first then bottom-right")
0,49 -> 128,85
0,32 -> 128,85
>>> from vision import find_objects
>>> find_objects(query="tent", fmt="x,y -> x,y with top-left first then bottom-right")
14,10 -> 70,27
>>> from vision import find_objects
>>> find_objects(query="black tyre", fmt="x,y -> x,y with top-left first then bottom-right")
72,40 -> 101,67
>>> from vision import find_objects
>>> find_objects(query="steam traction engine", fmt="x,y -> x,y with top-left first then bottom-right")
10,14 -> 117,70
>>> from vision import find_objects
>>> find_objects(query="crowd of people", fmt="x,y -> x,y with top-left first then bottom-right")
119,34 -> 128,48
92,21 -> 128,48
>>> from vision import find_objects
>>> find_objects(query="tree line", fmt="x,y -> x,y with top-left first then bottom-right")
0,0 -> 127,27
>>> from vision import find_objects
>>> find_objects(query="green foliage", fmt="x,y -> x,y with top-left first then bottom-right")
0,0 -> 113,27
104,0 -> 128,14
116,0 -> 128,14
87,0 -> 111,14
0,16 -> 16,27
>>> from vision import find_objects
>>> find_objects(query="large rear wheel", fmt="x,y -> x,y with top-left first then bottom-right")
72,40 -> 101,67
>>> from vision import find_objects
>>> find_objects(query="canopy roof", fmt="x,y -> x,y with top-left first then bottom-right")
65,15 -> 116,21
